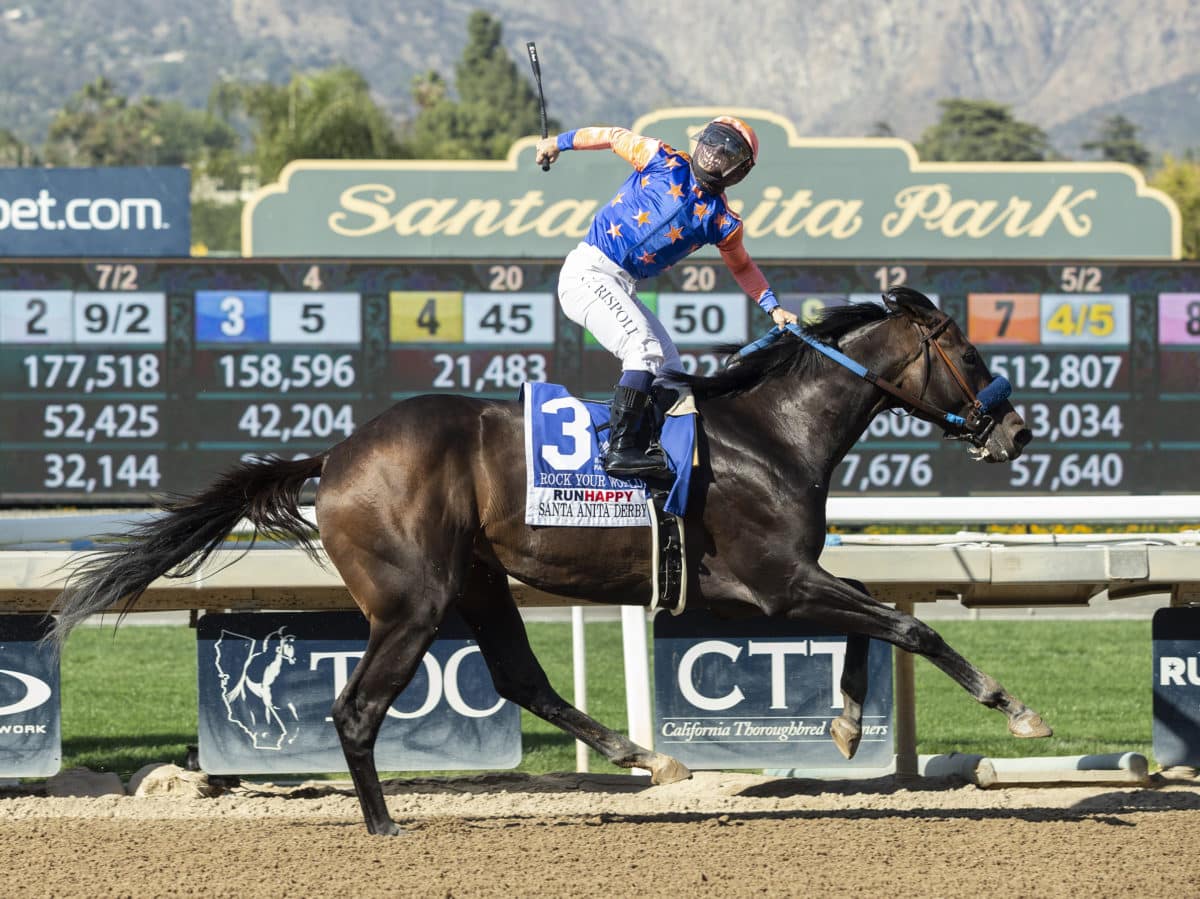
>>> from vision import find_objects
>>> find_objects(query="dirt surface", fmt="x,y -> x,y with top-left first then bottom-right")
3,771 -> 1200,897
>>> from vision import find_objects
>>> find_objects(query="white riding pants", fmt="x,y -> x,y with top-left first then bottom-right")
557,242 -> 681,378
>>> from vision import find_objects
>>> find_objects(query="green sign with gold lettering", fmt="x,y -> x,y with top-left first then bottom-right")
243,107 -> 1180,260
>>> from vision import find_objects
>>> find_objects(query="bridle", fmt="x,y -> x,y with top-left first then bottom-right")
736,317 -> 1012,447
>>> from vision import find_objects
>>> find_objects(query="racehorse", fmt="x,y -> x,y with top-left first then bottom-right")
51,286 -> 1048,836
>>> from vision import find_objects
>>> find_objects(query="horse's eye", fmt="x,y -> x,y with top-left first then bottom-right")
963,349 -> 979,365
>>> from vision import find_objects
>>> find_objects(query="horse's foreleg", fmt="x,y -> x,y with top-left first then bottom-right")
832,631 -> 870,760
779,570 -> 1051,741
458,565 -> 690,785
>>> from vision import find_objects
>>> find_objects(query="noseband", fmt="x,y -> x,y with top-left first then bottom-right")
736,319 -> 1011,446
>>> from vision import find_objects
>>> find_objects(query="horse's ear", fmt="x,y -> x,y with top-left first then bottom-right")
883,286 -> 941,325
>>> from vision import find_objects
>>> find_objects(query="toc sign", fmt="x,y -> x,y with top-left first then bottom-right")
0,616 -> 60,778
0,168 -> 190,257
654,610 -> 893,768
197,612 -> 520,775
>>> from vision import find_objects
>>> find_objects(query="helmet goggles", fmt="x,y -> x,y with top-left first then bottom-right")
692,122 -> 755,191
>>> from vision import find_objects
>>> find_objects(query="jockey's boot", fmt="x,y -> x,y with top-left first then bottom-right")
602,385 -> 673,482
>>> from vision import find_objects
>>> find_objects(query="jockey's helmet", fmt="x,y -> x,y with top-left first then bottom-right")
690,116 -> 758,194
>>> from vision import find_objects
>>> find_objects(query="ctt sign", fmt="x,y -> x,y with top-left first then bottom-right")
0,167 -> 190,257
654,609 -> 893,769
0,616 -> 61,778
1152,607 -> 1200,768
197,611 -> 520,775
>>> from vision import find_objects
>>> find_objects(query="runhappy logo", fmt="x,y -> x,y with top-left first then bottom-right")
0,189 -> 169,232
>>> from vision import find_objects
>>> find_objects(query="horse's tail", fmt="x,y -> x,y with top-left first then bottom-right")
49,454 -> 326,650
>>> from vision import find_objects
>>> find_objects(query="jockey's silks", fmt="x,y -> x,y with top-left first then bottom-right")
556,127 -> 774,308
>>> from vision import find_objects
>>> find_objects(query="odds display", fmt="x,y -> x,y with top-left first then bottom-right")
0,259 -> 1196,503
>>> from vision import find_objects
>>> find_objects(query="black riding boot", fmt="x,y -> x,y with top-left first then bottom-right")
602,385 -> 673,482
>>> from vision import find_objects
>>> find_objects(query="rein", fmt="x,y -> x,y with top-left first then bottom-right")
736,319 -> 1011,440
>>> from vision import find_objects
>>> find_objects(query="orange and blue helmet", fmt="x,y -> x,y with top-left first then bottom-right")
691,116 -> 758,194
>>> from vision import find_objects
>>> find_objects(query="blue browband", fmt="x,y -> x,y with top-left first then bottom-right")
737,323 -> 1011,431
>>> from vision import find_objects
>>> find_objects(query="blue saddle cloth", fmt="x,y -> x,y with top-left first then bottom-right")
522,382 -> 696,527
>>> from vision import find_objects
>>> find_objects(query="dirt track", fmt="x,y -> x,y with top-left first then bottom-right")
2,771 -> 1199,897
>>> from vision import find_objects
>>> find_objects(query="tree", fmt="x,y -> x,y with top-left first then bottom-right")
916,99 -> 1051,162
1082,114 -> 1152,168
1152,155 -> 1200,260
0,129 -> 36,166
236,66 -> 403,182
407,10 -> 557,159
43,77 -> 237,170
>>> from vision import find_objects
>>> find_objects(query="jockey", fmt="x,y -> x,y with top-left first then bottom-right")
536,116 -> 798,481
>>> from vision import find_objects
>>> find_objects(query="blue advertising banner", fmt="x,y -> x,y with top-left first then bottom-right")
1152,607 -> 1200,767
654,609 -> 893,769
0,167 -> 190,257
0,616 -> 60,777
197,611 -> 520,775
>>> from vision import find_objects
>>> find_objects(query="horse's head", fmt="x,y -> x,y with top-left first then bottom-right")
879,286 -> 1031,463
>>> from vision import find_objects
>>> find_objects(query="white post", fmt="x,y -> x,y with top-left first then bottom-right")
621,604 -> 653,774
571,605 -> 589,773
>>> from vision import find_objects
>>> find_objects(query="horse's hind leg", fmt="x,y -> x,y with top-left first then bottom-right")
458,563 -> 690,784
331,616 -> 441,835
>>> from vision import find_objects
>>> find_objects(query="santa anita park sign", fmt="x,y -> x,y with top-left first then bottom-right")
243,107 -> 1180,260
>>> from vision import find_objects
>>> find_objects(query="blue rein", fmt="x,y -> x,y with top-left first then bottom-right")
737,323 -> 1011,431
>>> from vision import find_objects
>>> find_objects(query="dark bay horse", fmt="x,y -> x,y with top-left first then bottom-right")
52,286 -> 1047,835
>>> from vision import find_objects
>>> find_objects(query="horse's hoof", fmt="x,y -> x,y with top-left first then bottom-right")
648,753 -> 691,785
830,716 -> 862,760
1009,708 -> 1053,739
368,820 -> 406,837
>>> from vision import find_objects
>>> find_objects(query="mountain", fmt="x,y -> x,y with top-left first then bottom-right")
2,0 -> 1197,159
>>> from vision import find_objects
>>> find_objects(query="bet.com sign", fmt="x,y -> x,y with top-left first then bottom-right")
197,612 -> 520,775
654,609 -> 893,768
0,168 -> 190,257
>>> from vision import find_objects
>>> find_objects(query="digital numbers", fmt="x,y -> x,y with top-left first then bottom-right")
92,263 -> 140,291
0,291 -> 164,344
680,265 -> 717,292
196,292 -> 361,344
236,403 -> 355,443
874,266 -> 908,291
1008,452 -> 1125,491
390,292 -> 465,343
43,403 -> 159,442
677,352 -> 722,377
431,352 -> 548,392
1060,266 -> 1103,293
1012,402 -> 1124,442
838,453 -> 935,492
216,353 -> 355,391
21,353 -> 160,391
42,453 -> 161,492
863,414 -> 934,440
73,294 -> 165,343
463,293 -> 554,344
1158,294 -> 1200,345
658,294 -> 747,344
987,353 -> 1123,393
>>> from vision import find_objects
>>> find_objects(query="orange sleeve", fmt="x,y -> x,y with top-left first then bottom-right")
570,127 -> 660,171
718,225 -> 771,303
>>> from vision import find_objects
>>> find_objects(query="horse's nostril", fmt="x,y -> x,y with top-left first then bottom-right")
1014,428 -> 1032,448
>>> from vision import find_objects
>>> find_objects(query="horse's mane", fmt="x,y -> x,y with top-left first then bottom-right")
676,287 -> 936,399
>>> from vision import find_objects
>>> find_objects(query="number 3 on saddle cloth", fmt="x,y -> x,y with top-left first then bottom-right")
521,381 -> 697,612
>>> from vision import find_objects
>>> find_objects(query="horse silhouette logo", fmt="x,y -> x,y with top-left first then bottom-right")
213,627 -> 300,750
